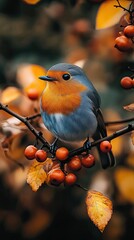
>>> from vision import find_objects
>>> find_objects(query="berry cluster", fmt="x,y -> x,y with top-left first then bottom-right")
120,76 -> 134,89
115,25 -> 134,52
24,140 -> 112,187
114,0 -> 134,52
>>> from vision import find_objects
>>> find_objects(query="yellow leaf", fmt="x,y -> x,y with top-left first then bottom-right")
27,160 -> 47,191
86,190 -> 113,232
23,0 -> 41,5
96,0 -> 131,30
114,167 -> 134,204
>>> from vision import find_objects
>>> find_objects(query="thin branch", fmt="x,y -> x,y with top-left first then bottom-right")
26,113 -> 41,121
114,0 -> 134,24
114,0 -> 130,12
105,117 -> 134,126
68,124 -> 134,158
0,103 -> 134,164
0,103 -> 50,150
75,183 -> 88,191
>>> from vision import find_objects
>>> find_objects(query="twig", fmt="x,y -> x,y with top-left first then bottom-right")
0,103 -> 50,150
75,183 -> 88,191
0,103 -> 134,162
114,0 -> 134,25
105,117 -> 134,125
26,113 -> 41,121
68,124 -> 134,158
114,0 -> 130,12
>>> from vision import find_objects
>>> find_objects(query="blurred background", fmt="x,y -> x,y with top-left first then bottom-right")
0,0 -> 134,240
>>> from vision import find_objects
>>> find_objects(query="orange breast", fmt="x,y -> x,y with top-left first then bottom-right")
41,80 -> 87,115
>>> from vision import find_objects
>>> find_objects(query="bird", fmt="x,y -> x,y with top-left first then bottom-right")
39,63 -> 115,168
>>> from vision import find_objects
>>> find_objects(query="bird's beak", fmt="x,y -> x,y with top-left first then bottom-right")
39,76 -> 55,81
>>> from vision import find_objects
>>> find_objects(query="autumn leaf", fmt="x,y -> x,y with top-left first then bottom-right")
123,103 -> 134,111
23,0 -> 41,5
127,153 -> 134,167
114,167 -> 134,204
24,64 -> 47,97
27,160 -> 47,191
0,87 -> 22,104
96,0 -> 130,30
86,190 -> 113,232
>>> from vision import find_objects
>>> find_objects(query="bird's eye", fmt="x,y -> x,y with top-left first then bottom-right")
62,73 -> 71,81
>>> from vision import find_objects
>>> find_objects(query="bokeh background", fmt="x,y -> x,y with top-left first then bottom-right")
0,1 -> 134,240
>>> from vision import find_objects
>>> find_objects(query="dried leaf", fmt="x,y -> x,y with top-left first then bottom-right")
96,0 -> 130,30
27,160 -> 47,191
114,167 -> 134,204
123,103 -> 134,111
23,0 -> 41,5
86,190 -> 113,232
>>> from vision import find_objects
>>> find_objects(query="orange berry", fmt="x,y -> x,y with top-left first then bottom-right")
114,35 -> 133,52
67,156 -> 82,171
24,145 -> 37,160
35,149 -> 47,162
27,88 -> 39,100
55,147 -> 69,161
100,141 -> 112,153
49,169 -> 65,186
124,25 -> 134,38
120,76 -> 133,89
64,173 -> 77,186
81,154 -> 95,168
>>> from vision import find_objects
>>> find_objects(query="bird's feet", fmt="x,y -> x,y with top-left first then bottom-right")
50,138 -> 59,155
83,137 -> 91,152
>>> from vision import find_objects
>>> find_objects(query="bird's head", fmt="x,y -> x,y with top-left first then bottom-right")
39,63 -> 100,114
39,63 -> 89,95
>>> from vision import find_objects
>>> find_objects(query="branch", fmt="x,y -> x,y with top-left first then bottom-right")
26,113 -> 41,121
114,0 -> 134,25
0,103 -> 133,161
114,0 -> 130,12
105,117 -> 134,126
0,103 -> 50,150
68,124 -> 134,158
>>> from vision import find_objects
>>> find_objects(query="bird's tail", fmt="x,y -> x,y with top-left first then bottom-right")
93,109 -> 116,169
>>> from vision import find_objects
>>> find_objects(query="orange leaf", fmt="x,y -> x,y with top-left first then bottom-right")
27,160 -> 47,191
114,167 -> 134,204
96,0 -> 130,30
23,0 -> 41,5
127,153 -> 134,167
86,190 -> 113,232
24,64 -> 47,97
